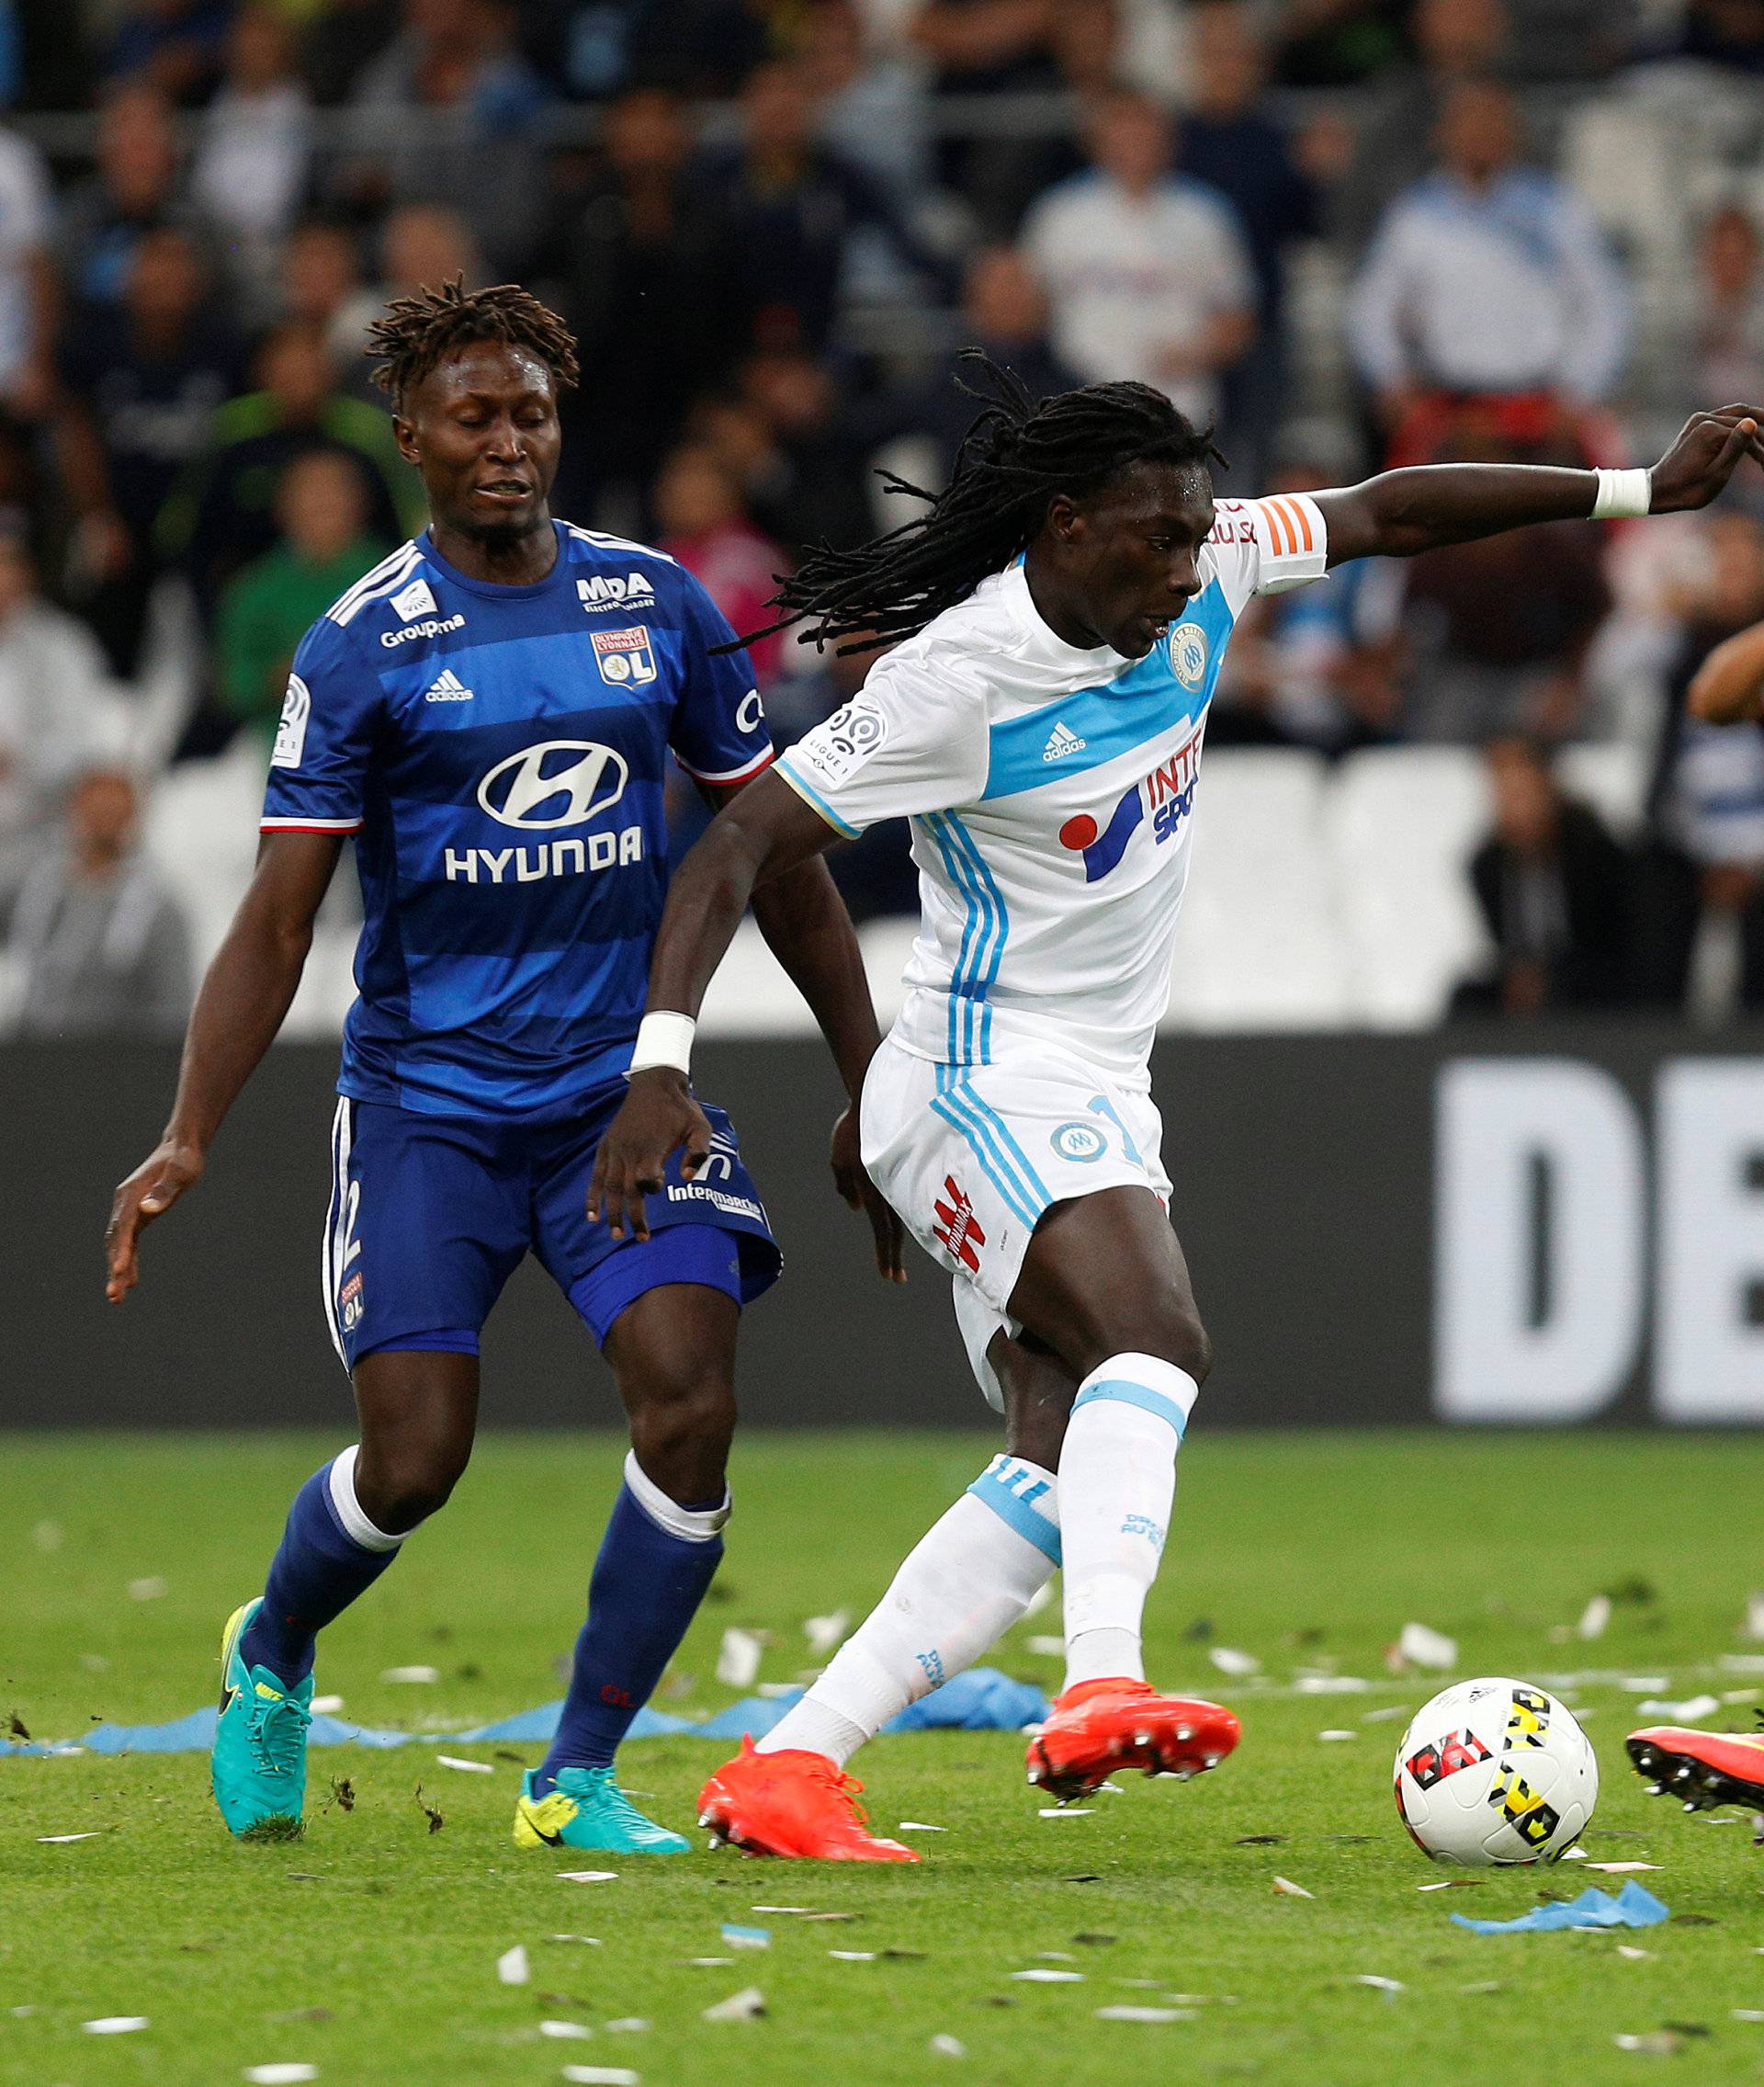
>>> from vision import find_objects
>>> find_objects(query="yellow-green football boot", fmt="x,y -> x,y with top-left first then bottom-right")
513,1765 -> 689,1854
210,1598 -> 312,1840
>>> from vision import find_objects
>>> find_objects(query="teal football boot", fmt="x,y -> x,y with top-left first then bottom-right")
210,1598 -> 313,1840
513,1765 -> 690,1854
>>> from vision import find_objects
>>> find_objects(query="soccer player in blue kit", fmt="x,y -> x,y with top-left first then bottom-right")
104,280 -> 902,1849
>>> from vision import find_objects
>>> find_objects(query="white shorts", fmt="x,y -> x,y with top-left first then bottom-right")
859,1034 -> 1170,1410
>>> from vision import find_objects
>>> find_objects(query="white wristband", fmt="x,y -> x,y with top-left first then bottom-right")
628,1011 -> 695,1078
1591,467 -> 1652,520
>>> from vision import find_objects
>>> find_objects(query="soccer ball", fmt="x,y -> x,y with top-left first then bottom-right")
1393,1677 -> 1598,1865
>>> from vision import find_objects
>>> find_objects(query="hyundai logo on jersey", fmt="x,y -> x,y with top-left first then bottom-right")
477,741 -> 630,830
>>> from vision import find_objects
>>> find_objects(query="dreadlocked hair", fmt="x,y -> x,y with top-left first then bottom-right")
745,353 -> 1225,656
366,277 -> 581,407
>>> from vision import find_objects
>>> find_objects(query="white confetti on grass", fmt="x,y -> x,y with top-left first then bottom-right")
1208,1647 -> 1260,1678
38,1831 -> 108,1843
898,1821 -> 947,1833
1351,1976 -> 1406,1995
126,1576 -> 167,1601
243,2068 -> 319,2084
721,1923 -> 770,1950
716,1630 -> 763,1688
538,2021 -> 594,2039
1587,1862 -> 1662,1874
1317,1730 -> 1358,1742
1733,2010 -> 1764,2024
557,1871 -> 619,1884
1635,1695 -> 1720,1722
1294,1675 -> 1373,1695
310,1696 -> 344,1716
930,2033 -> 967,2056
1616,1946 -> 1653,1961
83,2016 -> 150,2034
1397,1622 -> 1457,1671
1272,1877 -> 1314,1899
30,1518 -> 62,1550
803,1611 -> 851,1656
1577,1594 -> 1612,1640
561,2070 -> 640,2086
604,2019 -> 650,2033
496,1945 -> 529,1986
1024,1635 -> 1066,1657
548,1934 -> 602,1945
379,1665 -> 439,1684
751,1906 -> 815,1915
1094,2006 -> 1194,2024
1038,1807 -> 1093,1818
435,1754 -> 494,1774
702,1986 -> 765,2022
830,1950 -> 878,1962
1363,1703 -> 1413,1723
1011,1968 -> 1084,1983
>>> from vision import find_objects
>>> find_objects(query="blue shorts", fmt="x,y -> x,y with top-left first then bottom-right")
321,1087 -> 781,1372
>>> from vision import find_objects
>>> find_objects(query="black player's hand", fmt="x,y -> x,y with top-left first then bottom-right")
831,1104 -> 906,1286
587,1069 -> 710,1243
1649,405 -> 1764,513
105,1138 -> 204,1302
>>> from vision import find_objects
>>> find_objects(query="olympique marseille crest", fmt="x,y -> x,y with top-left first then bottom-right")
591,626 -> 658,686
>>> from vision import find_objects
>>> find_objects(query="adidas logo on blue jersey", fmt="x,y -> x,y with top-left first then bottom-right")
577,572 -> 656,612
1043,720 -> 1086,763
424,668 -> 473,703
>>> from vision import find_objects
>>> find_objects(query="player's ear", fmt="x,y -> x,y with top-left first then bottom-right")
1046,492 -> 1083,545
391,413 -> 420,467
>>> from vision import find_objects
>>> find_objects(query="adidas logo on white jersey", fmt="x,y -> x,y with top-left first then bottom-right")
424,668 -> 473,702
1043,720 -> 1087,763
578,571 -> 657,612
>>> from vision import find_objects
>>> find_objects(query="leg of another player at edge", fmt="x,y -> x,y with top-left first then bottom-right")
533,1283 -> 737,1795
1006,1185 -> 1210,1693
756,1334 -> 1074,1768
237,1351 -> 479,1682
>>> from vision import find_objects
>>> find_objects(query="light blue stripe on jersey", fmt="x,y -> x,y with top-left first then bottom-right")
967,1456 -> 1061,1565
922,813 -> 983,1063
979,579 -> 1237,801
1073,1378 -> 1189,1439
932,1064 -> 1051,1230
923,811 -> 1010,1066
944,814 -> 1008,1064
775,756 -> 860,839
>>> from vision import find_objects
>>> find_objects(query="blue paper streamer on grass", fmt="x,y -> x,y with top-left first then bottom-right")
1450,1881 -> 1670,1934
0,1666 -> 1046,1759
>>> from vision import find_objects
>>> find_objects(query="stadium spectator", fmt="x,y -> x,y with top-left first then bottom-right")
1270,0 -> 1409,86
734,346 -> 875,559
1684,203 -> 1764,416
536,87 -> 736,527
0,112 -> 53,415
55,222 -> 245,675
1628,0 -> 1764,73
653,439 -> 788,688
1347,80 -> 1631,444
300,0 -> 400,106
103,0 -> 233,105
909,0 -> 1067,236
280,215 -> 374,391
620,0 -> 775,96
1332,0 -> 1510,253
336,0 -> 552,277
0,528 -> 119,890
330,202 -> 485,394
58,80 -> 195,312
157,317 -> 421,618
1452,737 -> 1634,1015
1178,2 -> 1330,487
1,762 -> 193,1038
189,5 -> 314,286
799,0 -> 932,204
215,447 -> 388,750
1020,88 -> 1256,429
701,60 -> 950,358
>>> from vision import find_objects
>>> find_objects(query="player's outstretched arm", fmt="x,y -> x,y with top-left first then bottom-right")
104,830 -> 342,1302
1690,618 -> 1764,725
1315,407 -> 1764,566
588,770 -> 843,1247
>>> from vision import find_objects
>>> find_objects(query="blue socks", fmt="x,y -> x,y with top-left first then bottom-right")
238,1447 -> 404,1683
536,1451 -> 729,1792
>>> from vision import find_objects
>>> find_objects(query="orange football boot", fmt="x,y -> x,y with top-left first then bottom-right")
1628,1726 -> 1764,1813
1027,1677 -> 1241,1803
696,1738 -> 921,1861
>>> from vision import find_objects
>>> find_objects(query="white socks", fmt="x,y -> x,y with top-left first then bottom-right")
1058,1354 -> 1198,1690
327,1445 -> 404,1551
758,1455 -> 1061,1766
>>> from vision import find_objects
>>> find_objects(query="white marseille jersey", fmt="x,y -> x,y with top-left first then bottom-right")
775,495 -> 1330,1078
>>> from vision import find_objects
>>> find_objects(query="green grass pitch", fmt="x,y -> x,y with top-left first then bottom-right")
6,1429 -> 1764,2086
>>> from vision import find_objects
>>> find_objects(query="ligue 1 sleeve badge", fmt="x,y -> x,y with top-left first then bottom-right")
1170,622 -> 1209,691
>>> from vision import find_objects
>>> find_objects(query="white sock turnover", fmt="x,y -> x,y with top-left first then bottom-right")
1058,1353 -> 1199,1691
757,1454 -> 1061,1766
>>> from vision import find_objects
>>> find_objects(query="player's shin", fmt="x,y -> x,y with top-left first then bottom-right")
238,1446 -> 405,1683
757,1455 -> 1061,1766
535,1450 -> 728,1791
1057,1355 -> 1198,1690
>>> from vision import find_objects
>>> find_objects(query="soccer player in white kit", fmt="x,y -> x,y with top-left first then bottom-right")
593,368 -> 1764,1858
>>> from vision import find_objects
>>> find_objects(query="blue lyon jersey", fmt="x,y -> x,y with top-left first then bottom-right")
261,522 -> 775,1117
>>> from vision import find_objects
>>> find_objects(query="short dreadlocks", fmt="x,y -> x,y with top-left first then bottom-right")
745,354 -> 1224,655
366,277 -> 581,409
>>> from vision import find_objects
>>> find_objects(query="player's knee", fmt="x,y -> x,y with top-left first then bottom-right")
1165,1308 -> 1213,1388
628,1366 -> 737,1484
356,1436 -> 470,1534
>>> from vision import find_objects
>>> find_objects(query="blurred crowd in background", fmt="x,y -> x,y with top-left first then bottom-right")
3,0 -> 1764,1036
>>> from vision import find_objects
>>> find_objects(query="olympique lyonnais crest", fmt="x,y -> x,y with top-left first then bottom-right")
590,626 -> 659,686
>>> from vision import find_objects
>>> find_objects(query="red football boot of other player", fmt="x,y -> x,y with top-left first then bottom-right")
1628,1725 -> 1764,1812
696,1738 -> 921,1861
1027,1678 -> 1241,1803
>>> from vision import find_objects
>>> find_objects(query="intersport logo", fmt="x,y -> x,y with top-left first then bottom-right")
477,740 -> 629,830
